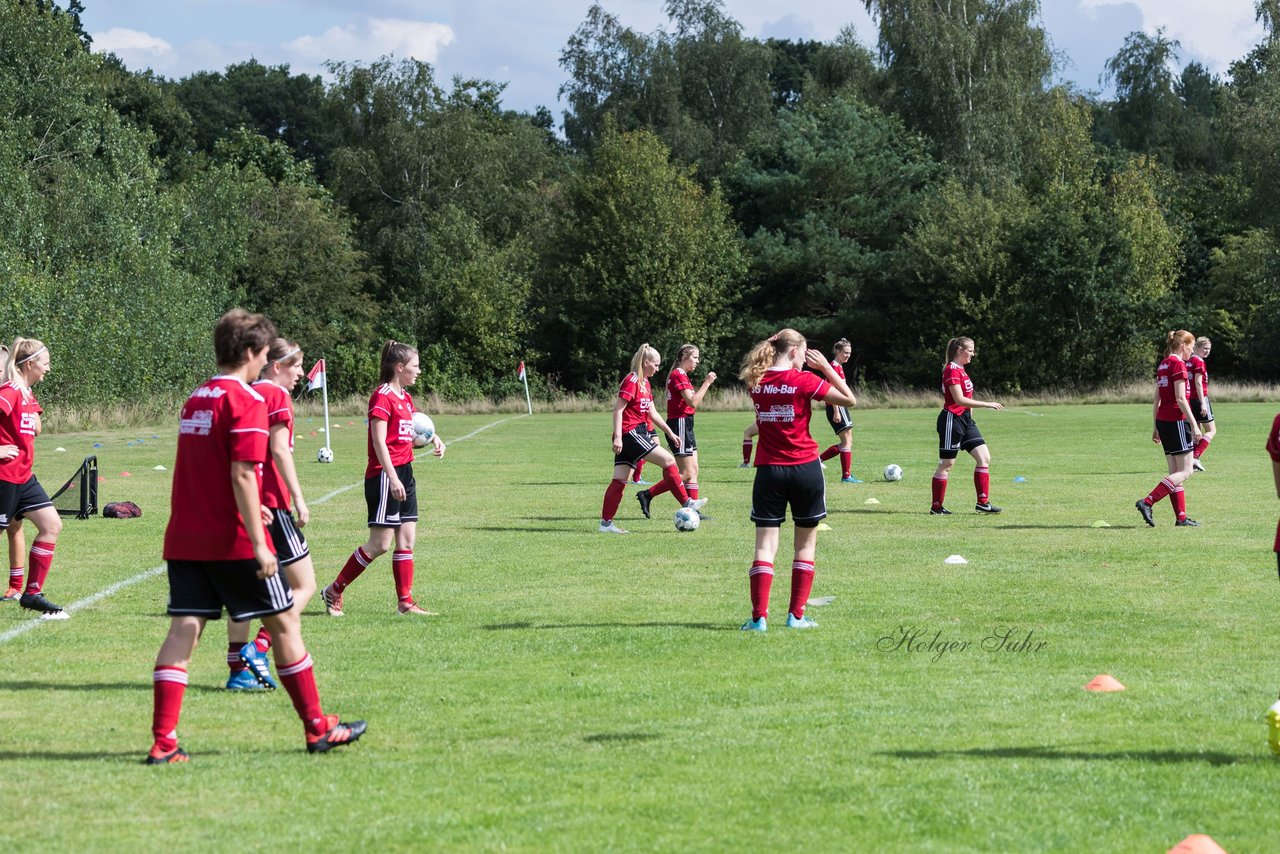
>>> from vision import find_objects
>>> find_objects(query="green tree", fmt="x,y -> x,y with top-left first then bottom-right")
1102,29 -> 1182,161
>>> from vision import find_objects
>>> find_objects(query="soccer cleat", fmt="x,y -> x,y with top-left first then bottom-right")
226,669 -> 266,691
740,617 -> 767,633
238,643 -> 277,689
397,601 -> 438,616
321,584 -> 344,617
306,715 -> 368,753
598,521 -> 629,534
19,592 -> 68,619
1268,700 -> 1280,757
685,498 -> 708,513
145,745 -> 190,765
2,586 -> 20,602
738,462 -> 751,468
975,502 -> 1002,514
1135,500 -> 1155,527
840,475 -> 862,484
786,613 -> 818,629
636,489 -> 652,519
929,507 -> 952,516
1175,518 -> 1201,527
631,478 -> 652,486
1192,458 -> 1206,472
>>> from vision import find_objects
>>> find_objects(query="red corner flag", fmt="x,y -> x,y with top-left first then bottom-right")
307,359 -> 326,391
517,360 -> 526,381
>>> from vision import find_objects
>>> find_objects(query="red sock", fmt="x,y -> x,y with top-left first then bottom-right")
332,547 -> 373,593
662,465 -> 690,504
931,476 -> 948,511
7,566 -> 22,591
1145,477 -> 1174,506
23,540 -> 54,594
820,445 -> 840,462
254,627 -> 272,653
839,451 -> 852,479
974,466 -> 990,504
1171,487 -> 1187,521
602,478 -> 626,522
749,561 -> 774,620
227,642 -> 248,673
632,460 -> 645,482
686,481 -> 699,500
151,666 -> 188,753
1193,437 -> 1210,458
788,560 -> 815,619
647,478 -> 671,499
278,654 -> 326,736
392,549 -> 414,603
742,440 -> 753,464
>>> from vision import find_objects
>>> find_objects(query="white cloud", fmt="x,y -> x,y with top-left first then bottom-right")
284,17 -> 455,64
91,27 -> 177,71
1082,0 -> 1265,73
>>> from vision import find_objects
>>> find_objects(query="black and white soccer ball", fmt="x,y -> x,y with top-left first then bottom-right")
674,507 -> 700,532
317,447 -> 334,464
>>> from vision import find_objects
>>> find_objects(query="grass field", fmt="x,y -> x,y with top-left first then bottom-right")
1,403 -> 1278,852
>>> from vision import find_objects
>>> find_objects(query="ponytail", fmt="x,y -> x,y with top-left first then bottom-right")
739,328 -> 805,389
379,340 -> 418,384
1163,330 -> 1194,357
4,338 -> 46,384
629,343 -> 658,392
945,336 -> 973,365
833,338 -> 851,357
673,343 -> 699,373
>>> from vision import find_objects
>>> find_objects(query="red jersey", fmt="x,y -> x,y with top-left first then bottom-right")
1155,354 -> 1190,421
941,363 -> 973,416
1269,413 -> 1280,553
253,380 -> 294,511
366,383 -> 416,479
0,382 -> 40,484
666,368 -> 695,419
750,367 -> 830,466
163,376 -> 272,562
618,372 -> 654,433
831,362 -> 846,383
1186,355 -> 1209,399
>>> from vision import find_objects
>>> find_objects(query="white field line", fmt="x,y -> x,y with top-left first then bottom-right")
0,413 -> 526,645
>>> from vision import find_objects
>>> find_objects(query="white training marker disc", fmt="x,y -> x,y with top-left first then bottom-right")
944,554 -> 968,565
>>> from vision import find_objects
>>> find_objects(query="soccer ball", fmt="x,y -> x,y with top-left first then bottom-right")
317,447 -> 334,464
412,411 -> 435,442
674,507 -> 701,532
883,463 -> 903,481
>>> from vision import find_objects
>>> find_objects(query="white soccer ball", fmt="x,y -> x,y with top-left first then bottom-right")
674,506 -> 701,532
412,411 -> 435,441
317,447 -> 334,464
883,463 -> 903,481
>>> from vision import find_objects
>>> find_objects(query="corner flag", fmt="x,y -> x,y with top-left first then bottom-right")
307,359 -> 326,391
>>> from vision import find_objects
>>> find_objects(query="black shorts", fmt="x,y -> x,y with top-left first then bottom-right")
1156,419 -> 1194,456
826,404 -> 853,435
166,559 -> 294,623
1191,397 -> 1214,424
268,509 -> 310,566
667,415 -> 697,457
938,410 -> 985,459
615,427 -> 659,469
750,460 -> 827,528
0,476 -> 52,528
366,463 -> 419,527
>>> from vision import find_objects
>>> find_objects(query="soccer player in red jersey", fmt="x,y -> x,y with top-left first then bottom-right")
1187,337 -> 1215,472
599,343 -> 707,534
818,338 -> 859,483
321,341 -> 445,616
0,345 -> 29,603
1135,330 -> 1203,528
1263,410 -> 1280,752
222,338 -> 316,690
635,344 -> 717,514
931,336 -> 1004,515
147,310 -> 365,764
737,329 -> 856,631
0,338 -> 66,618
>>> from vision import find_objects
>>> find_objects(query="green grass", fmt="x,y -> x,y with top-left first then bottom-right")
1,403 -> 1278,852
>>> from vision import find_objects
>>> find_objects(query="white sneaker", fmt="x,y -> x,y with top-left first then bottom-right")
598,521 -> 629,534
40,610 -> 70,621
738,462 -> 751,468
1268,699 -> 1280,756
684,498 -> 708,512
1192,459 -> 1206,472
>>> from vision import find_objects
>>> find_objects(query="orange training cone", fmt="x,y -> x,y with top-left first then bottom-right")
1168,834 -> 1227,854
1084,674 -> 1125,692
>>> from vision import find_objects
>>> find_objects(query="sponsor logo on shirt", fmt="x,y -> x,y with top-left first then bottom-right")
179,409 -> 214,436
758,404 -> 796,422
191,386 -> 227,399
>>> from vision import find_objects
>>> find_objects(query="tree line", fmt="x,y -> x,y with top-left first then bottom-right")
5,0 -> 1280,406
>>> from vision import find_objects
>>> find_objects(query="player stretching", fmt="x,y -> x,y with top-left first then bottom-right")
636,344 -> 716,519
599,343 -> 706,534
224,338 -> 316,690
0,338 -> 66,618
147,310 -> 364,763
738,329 -> 856,632
321,341 -> 445,617
818,338 -> 859,483
1188,337 -> 1215,472
1135,331 -> 1203,527
931,337 -> 1004,515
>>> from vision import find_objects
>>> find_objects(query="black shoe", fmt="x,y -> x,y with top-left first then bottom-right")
19,592 -> 67,619
1135,500 -> 1155,527
145,746 -> 190,765
307,717 -> 368,753
975,502 -> 1002,514
929,506 -> 952,515
636,490 -> 652,519
1175,518 -> 1200,527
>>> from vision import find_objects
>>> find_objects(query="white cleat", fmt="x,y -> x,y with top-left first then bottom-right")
598,521 -> 629,534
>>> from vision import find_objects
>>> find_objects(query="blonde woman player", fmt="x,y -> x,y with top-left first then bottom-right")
635,344 -> 716,518
1187,337 -> 1215,472
0,345 -> 29,602
931,336 -> 1004,515
1135,331 -> 1202,527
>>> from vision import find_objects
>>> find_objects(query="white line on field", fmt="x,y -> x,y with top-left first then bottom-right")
0,413 -> 526,645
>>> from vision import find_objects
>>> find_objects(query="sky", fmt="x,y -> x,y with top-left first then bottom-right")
80,1 -> 1269,118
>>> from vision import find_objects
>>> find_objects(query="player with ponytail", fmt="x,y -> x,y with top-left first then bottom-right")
818,338 -> 859,483
931,336 -> 1004,516
1135,330 -> 1202,527
635,344 -> 717,518
1187,337 -> 1215,472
